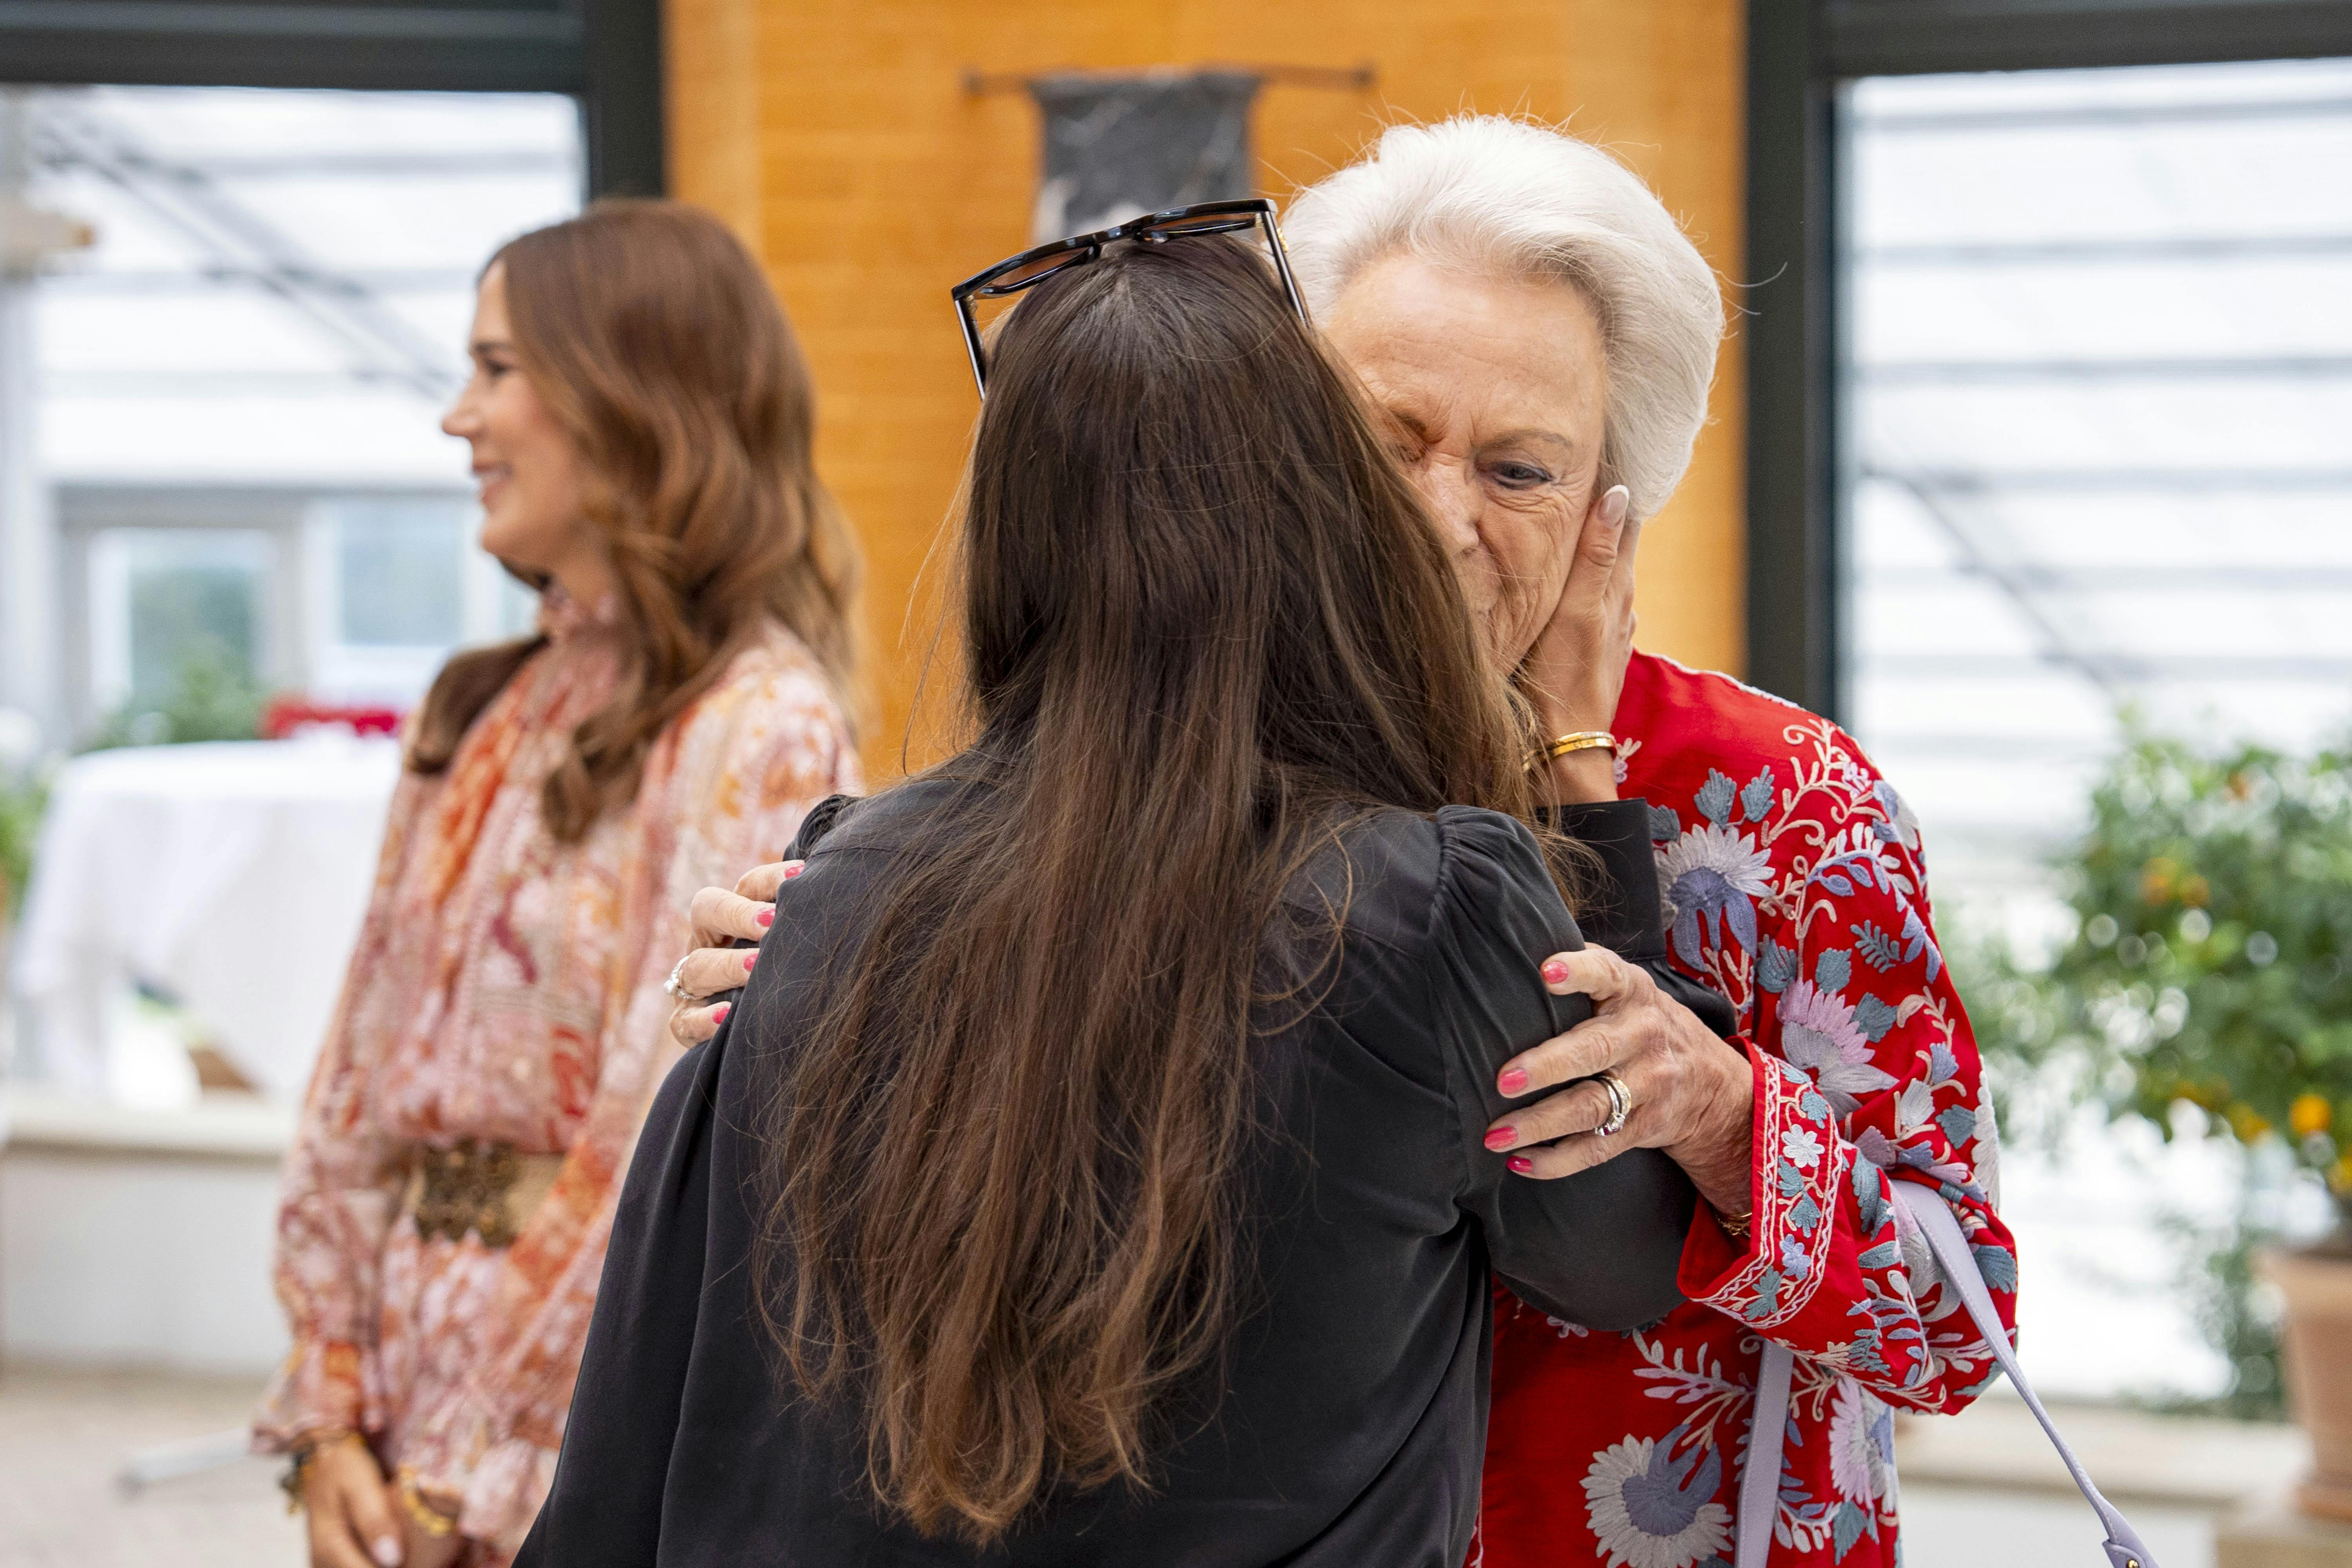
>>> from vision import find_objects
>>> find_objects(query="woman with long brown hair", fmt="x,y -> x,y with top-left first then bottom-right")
253,200 -> 860,1568
518,230 -> 1722,1566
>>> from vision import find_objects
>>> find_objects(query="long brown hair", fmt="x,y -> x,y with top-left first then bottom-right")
409,199 -> 859,839
752,237 -> 1568,1541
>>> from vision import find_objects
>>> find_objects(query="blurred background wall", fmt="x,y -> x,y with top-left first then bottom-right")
661,0 -> 1749,777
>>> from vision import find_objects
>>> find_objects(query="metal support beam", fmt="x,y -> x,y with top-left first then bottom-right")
1854,93 -> 2352,132
1882,466 -> 2352,495
0,1 -> 659,199
1876,472 -> 2124,701
0,1 -> 584,93
1867,564 -> 2352,592
1866,653 -> 2352,681
582,0 -> 665,197
1864,355 -> 2352,385
1864,234 -> 2352,266
36,102 -> 460,401
0,93 -> 60,741
1744,0 -> 1847,719
1824,0 -> 2352,77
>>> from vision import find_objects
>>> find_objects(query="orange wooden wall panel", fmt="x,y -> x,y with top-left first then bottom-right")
664,0 -> 1746,779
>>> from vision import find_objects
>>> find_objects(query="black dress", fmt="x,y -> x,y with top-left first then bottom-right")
518,778 -> 1710,1568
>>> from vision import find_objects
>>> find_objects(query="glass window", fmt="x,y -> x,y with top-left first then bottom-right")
1842,56 -> 2352,1404
331,499 -> 467,648
21,84 -> 583,730
1847,57 -> 2352,923
87,528 -> 274,708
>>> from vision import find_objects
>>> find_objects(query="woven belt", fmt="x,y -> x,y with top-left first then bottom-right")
398,1140 -> 563,1248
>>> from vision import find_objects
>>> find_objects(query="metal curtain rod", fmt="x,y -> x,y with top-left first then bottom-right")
962,62 -> 1376,95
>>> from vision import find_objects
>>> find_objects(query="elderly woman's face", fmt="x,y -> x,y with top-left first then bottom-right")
1323,254 -> 1609,670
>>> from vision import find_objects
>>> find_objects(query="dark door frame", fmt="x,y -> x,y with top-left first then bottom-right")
0,0 -> 663,196
1742,0 -> 2352,718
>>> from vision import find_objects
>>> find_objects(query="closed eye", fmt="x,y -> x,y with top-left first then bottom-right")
1487,459 -> 1554,488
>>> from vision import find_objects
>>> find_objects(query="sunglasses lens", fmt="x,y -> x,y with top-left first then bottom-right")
978,249 -> 1086,296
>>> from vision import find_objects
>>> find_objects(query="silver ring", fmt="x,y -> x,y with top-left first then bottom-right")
663,953 -> 701,1006
1594,1070 -> 1633,1138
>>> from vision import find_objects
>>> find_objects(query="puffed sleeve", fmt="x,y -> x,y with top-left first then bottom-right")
1427,806 -> 1698,1331
1671,753 -> 2020,1414
1547,798 -> 1738,1039
253,767 -> 433,1454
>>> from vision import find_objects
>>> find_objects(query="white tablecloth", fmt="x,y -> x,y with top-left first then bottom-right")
10,736 -> 401,1100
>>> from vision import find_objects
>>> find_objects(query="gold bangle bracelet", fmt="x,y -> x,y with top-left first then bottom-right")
395,1469 -> 461,1538
279,1430 -> 364,1515
1543,730 -> 1617,762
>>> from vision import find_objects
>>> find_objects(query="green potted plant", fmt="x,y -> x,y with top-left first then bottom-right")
1987,730 -> 2352,1515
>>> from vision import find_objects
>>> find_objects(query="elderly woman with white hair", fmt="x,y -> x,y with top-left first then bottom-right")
668,116 -> 2016,1568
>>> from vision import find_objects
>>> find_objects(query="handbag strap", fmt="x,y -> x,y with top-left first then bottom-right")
1732,1183 -> 2160,1568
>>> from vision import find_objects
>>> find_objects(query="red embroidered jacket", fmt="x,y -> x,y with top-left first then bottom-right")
1473,651 -> 2021,1568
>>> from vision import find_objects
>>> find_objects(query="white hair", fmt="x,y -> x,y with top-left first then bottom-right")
1284,116 -> 1725,522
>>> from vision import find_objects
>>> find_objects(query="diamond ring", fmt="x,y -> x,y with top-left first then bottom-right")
1593,1069 -> 1633,1138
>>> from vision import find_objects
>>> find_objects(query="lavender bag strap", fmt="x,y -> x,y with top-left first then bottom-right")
1732,1185 -> 2161,1568
1734,1341 -> 1795,1568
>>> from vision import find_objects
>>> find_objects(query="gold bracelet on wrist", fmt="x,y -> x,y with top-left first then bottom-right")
1714,1205 -> 1753,1239
279,1430 -> 364,1515
396,1468 -> 461,1537
1541,730 -> 1617,764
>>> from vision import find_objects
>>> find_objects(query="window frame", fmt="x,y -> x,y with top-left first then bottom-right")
0,0 -> 662,196
1742,0 -> 2352,717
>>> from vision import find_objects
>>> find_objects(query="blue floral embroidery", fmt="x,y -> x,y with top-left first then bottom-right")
1658,822 -> 1773,967
1581,1422 -> 1734,1568
1852,994 -> 1896,1042
1696,769 -> 1738,827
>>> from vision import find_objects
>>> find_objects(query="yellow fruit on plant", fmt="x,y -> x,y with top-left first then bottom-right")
2291,1093 -> 2334,1139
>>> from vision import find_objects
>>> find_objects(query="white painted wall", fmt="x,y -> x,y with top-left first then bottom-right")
1,1094 -> 289,1375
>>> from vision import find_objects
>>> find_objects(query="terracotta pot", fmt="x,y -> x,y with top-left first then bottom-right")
2265,1243 -> 2352,1522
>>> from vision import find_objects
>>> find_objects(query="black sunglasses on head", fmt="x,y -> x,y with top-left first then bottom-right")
949,198 -> 1309,396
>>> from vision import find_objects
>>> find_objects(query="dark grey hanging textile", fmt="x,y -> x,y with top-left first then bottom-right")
1025,71 -> 1262,241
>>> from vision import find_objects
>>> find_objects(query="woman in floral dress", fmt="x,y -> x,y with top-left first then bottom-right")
674,116 -> 2019,1568
254,201 -> 861,1568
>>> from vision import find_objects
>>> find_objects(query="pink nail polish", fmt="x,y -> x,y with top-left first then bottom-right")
756,907 -> 774,927
1508,1155 -> 1535,1174
1484,1127 -> 1517,1151
1497,1067 -> 1529,1094
1541,957 -> 1570,986
711,1003 -> 730,1026
781,863 -> 804,880
742,952 -> 757,972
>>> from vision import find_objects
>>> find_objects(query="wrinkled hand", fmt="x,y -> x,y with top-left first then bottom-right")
303,1438 -> 404,1568
665,860 -> 800,1046
1519,484 -> 1638,804
1482,946 -> 1755,1221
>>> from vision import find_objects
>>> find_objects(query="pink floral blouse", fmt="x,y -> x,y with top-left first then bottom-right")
254,599 -> 859,1559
